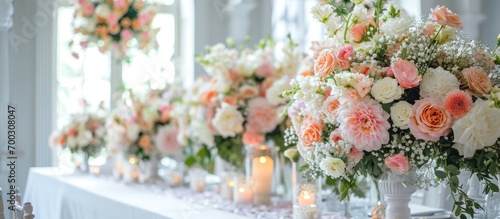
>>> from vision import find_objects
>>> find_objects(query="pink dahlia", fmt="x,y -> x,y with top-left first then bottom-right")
444,90 -> 473,118
338,98 -> 390,151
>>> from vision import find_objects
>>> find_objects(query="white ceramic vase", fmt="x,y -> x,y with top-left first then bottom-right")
378,170 -> 417,219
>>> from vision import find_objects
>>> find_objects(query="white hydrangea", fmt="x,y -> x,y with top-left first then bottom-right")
420,67 -> 460,101
380,12 -> 413,37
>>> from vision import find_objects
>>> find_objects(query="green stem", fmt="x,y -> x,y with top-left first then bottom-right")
343,13 -> 353,43
430,25 -> 445,45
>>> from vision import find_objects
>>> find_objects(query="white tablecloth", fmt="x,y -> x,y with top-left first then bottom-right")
24,167 -> 251,219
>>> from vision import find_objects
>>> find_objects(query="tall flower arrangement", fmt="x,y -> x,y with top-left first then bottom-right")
71,0 -> 159,57
50,113 -> 106,157
180,37 -> 303,170
106,86 -> 184,160
284,1 -> 500,217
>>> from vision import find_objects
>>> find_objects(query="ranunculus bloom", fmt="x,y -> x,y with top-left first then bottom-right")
329,129 -> 342,144
314,49 -> 338,78
408,98 -> 452,141
245,97 -> 278,133
391,60 -> 421,89
429,6 -> 463,29
462,67 -> 492,96
242,132 -> 265,145
444,90 -> 473,118
351,63 -> 372,76
385,154 -> 409,175
338,98 -> 390,151
299,117 -> 323,147
452,99 -> 500,158
350,24 -> 366,42
155,124 -> 182,156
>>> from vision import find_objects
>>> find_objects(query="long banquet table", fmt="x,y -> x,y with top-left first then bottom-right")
23,167 -> 253,219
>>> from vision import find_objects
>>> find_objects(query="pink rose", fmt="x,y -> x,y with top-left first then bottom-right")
155,125 -> 182,155
245,97 -> 278,134
351,63 -> 372,76
350,24 -> 366,42
314,49 -> 338,78
120,29 -> 133,41
329,130 -> 342,144
242,132 -> 265,145
336,45 -> 355,69
408,98 -> 452,141
384,67 -> 394,78
391,60 -> 421,89
462,67 -> 492,96
429,6 -> 463,29
421,23 -> 436,36
256,61 -> 275,78
346,147 -> 364,165
322,96 -> 341,123
385,154 -> 409,175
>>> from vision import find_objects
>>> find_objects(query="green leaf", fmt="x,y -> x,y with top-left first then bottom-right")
447,165 -> 459,172
184,156 -> 197,167
435,170 -> 447,179
298,164 -> 310,172
454,207 -> 461,216
491,183 -> 499,193
450,175 -> 459,186
326,176 -> 336,186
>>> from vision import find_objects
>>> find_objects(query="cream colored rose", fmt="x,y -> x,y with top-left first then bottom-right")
437,26 -> 456,44
371,77 -> 404,103
390,101 -> 412,129
212,103 -> 244,138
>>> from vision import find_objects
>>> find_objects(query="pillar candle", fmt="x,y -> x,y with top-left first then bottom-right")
251,155 -> 274,204
234,183 -> 253,203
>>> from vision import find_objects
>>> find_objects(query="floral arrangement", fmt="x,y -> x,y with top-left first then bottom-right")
284,0 -> 500,217
179,37 -> 303,170
70,0 -> 159,57
49,113 -> 106,157
106,86 -> 184,161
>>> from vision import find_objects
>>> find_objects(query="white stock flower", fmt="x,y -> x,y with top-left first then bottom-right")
371,77 -> 404,103
191,121 -> 214,147
320,157 -> 346,178
452,99 -> 500,158
420,67 -> 460,101
390,101 -> 412,129
212,103 -> 244,138
352,4 -> 370,24
266,77 -> 292,106
311,4 -> 334,23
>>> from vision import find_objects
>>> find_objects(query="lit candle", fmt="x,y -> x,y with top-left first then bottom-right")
252,151 -> 274,205
298,190 -> 315,206
234,183 -> 253,203
171,174 -> 182,186
90,166 -> 101,175
123,157 -> 139,182
191,180 -> 205,193
221,179 -> 235,200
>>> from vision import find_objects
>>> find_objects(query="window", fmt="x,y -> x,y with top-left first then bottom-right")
56,0 -> 180,129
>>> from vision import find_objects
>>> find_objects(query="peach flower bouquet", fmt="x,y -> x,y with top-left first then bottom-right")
182,37 -> 303,170
283,0 -> 500,217
70,0 -> 159,57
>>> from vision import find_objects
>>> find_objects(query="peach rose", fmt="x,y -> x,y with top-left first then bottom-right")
238,84 -> 258,100
314,49 -> 338,78
385,154 -> 409,175
242,132 -> 265,145
429,6 -> 463,29
299,117 -> 323,147
421,23 -> 435,36
351,63 -> 372,76
200,89 -> 218,106
256,61 -> 275,78
391,60 -> 421,89
350,24 -> 366,42
408,98 -> 452,141
462,67 -> 492,96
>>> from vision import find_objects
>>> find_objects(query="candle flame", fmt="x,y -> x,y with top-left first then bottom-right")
129,157 -> 138,164
228,181 -> 234,187
303,191 -> 311,199
259,156 -> 267,163
239,187 -> 245,193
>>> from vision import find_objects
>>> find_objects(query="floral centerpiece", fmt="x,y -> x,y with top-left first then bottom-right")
106,86 -> 183,161
49,113 -> 106,167
179,37 -> 302,170
284,0 -> 500,217
70,0 -> 159,57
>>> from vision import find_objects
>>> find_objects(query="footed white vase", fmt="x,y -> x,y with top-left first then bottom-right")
378,170 -> 417,219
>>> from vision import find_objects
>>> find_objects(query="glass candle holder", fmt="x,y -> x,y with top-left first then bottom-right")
245,144 -> 277,205
292,162 -> 321,219
122,155 -> 139,183
233,174 -> 253,204
220,172 -> 236,200
189,168 -> 206,193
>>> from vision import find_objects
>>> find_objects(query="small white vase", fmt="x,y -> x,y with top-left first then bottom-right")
138,156 -> 160,184
378,170 -> 417,219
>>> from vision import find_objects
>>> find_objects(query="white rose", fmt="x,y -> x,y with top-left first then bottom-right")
320,157 -> 346,178
452,99 -> 500,158
371,77 -> 404,103
311,4 -> 334,23
212,103 -> 244,138
390,101 -> 412,129
420,67 -> 460,101
266,77 -> 292,106
94,4 -> 111,18
191,121 -> 214,147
